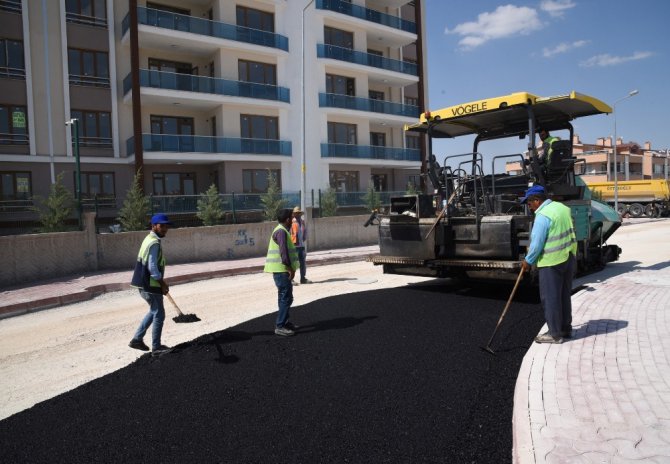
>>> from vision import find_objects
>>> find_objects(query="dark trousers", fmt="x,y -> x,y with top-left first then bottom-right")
538,255 -> 576,337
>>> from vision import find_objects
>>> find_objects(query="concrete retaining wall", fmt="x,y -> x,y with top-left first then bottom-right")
0,213 -> 377,288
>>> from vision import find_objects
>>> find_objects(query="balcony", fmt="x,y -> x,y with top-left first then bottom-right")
321,143 -> 419,161
316,0 -> 415,33
0,66 -> 25,80
127,134 -> 292,156
319,93 -> 419,118
123,70 -> 290,103
317,44 -> 417,76
122,6 -> 289,52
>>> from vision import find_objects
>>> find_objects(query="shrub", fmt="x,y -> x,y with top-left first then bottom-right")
260,170 -> 287,221
117,170 -> 150,231
32,172 -> 74,232
320,187 -> 338,217
197,183 -> 224,226
363,185 -> 381,212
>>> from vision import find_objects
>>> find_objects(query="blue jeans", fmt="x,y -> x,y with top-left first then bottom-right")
273,272 -> 293,328
296,246 -> 307,281
133,290 -> 165,350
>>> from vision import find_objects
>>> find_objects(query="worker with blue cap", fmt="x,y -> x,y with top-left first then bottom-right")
129,213 -> 174,355
520,185 -> 577,344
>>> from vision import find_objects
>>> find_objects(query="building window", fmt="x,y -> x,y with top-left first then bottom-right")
146,2 -> 189,15
328,122 -> 357,144
240,115 -> 278,139
326,74 -> 355,96
0,104 -> 28,144
242,169 -> 280,193
370,132 -> 386,146
236,5 -> 274,32
68,48 -> 109,87
329,170 -> 359,192
324,26 -> 353,49
0,38 -> 25,79
80,172 -> 115,198
148,58 -> 193,74
71,110 -> 112,147
238,60 -> 276,85
405,135 -> 419,149
370,173 -> 387,191
369,90 -> 384,101
65,0 -> 107,27
0,171 -> 31,200
150,115 -> 194,151
152,172 -> 195,195
404,96 -> 418,106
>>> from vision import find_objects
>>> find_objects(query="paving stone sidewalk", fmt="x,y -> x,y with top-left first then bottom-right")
0,245 -> 378,319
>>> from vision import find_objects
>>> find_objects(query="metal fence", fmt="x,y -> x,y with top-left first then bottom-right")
0,190 -> 409,235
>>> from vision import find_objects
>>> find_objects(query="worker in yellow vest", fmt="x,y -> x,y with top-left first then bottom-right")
520,185 -> 577,344
538,127 -> 560,167
264,208 -> 300,336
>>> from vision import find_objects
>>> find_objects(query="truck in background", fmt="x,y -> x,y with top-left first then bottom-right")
584,179 -> 670,217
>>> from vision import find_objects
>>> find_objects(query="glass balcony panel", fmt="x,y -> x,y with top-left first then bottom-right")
136,134 -> 291,156
317,44 -> 417,76
124,7 -> 289,51
321,143 -> 419,161
316,0 -> 416,34
319,93 -> 419,117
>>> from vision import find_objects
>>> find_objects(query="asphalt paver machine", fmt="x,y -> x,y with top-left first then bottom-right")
368,91 -> 622,282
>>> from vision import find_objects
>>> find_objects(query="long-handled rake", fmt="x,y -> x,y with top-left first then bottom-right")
481,267 -> 525,355
166,293 -> 201,323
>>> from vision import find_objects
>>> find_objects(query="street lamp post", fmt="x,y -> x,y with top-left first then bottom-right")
612,90 -> 639,215
66,118 -> 82,225
301,0 -> 315,215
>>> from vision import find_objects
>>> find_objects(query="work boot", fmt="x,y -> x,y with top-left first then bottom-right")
284,321 -> 300,331
534,332 -> 563,344
535,332 -> 563,344
274,326 -> 295,337
151,345 -> 171,356
128,339 -> 150,351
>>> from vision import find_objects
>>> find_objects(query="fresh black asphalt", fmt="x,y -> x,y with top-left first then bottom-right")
0,279 -> 544,463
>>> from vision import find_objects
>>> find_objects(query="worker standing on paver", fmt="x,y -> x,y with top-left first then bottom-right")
264,208 -> 300,336
291,206 -> 311,284
128,213 -> 173,355
520,185 -> 577,344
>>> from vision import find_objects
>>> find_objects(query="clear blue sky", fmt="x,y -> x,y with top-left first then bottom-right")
422,0 -> 669,169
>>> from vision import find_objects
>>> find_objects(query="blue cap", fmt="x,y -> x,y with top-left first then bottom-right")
150,213 -> 173,225
520,185 -> 546,204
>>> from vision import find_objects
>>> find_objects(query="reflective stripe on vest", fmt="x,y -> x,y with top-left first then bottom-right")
264,224 -> 299,273
536,201 -> 577,267
544,136 -> 560,164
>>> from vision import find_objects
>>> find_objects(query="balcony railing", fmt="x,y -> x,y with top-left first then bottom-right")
0,66 -> 25,79
316,0 -> 416,33
0,132 -> 29,145
319,93 -> 419,117
0,0 -> 21,14
127,134 -> 292,156
69,74 -> 110,88
123,69 -> 290,103
321,143 -> 420,161
317,44 -> 417,75
122,6 -> 289,51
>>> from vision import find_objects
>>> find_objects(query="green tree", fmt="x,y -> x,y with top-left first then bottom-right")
117,170 -> 150,231
32,172 -> 74,233
320,187 -> 338,217
260,170 -> 287,221
363,185 -> 381,212
197,183 -> 224,226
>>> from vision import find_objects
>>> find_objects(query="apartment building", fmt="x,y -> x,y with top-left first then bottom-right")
505,134 -> 670,182
0,0 -> 427,219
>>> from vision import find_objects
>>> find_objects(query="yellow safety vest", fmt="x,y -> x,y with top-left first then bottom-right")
264,224 -> 299,273
130,232 -> 166,292
536,201 -> 577,268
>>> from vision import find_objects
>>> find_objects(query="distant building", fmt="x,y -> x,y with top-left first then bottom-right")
0,0 -> 427,217
505,134 -> 670,182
